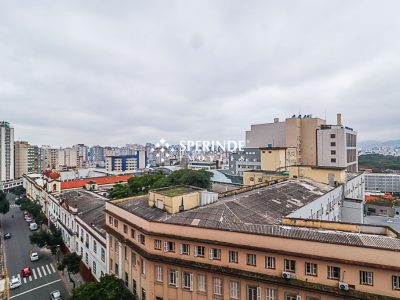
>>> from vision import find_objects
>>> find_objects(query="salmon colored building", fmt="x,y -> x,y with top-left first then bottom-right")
60,175 -> 132,189
105,183 -> 400,300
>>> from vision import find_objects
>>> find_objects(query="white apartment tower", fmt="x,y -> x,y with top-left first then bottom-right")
317,114 -> 358,172
0,121 -> 15,181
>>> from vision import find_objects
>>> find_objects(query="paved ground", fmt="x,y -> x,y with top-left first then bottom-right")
0,193 -> 68,300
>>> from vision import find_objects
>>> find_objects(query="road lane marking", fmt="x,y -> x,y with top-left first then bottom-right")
46,264 -> 51,274
41,265 -> 47,276
23,277 -> 27,284
37,267 -> 42,278
9,279 -> 62,299
50,264 -> 56,272
32,269 -> 37,279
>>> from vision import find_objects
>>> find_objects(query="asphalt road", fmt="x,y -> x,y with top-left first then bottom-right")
1,193 -> 68,300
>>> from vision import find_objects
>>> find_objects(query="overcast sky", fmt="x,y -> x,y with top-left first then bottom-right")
0,1 -> 399,147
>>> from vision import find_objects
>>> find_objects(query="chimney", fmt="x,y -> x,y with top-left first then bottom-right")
274,117 -> 279,123
337,113 -> 342,126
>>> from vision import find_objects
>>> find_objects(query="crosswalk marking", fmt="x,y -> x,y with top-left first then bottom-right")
37,267 -> 42,278
23,277 -> 27,284
41,266 -> 47,276
17,274 -> 21,280
32,268 -> 37,279
29,276 -> 32,282
50,264 -> 56,273
46,264 -> 51,274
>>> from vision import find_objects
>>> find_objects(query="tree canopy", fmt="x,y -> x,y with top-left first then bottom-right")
110,169 -> 212,199
359,154 -> 400,172
58,252 -> 82,288
70,275 -> 134,300
0,190 -> 10,214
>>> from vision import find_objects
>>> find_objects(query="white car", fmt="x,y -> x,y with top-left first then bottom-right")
9,276 -> 22,289
30,252 -> 39,261
25,217 -> 32,223
29,222 -> 38,231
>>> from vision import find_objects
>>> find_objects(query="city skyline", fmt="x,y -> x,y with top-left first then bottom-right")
1,1 -> 400,146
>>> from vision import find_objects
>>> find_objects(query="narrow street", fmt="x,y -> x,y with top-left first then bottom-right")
1,193 -> 68,299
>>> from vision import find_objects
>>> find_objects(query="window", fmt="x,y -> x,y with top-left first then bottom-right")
108,216 -> 112,224
209,248 -> 221,260
115,263 -> 119,275
229,281 -> 239,299
360,271 -> 373,286
194,245 -> 205,257
229,251 -> 238,263
114,219 -> 118,228
125,272 -> 129,286
182,272 -> 193,290
197,274 -> 207,292
393,276 -> 400,290
133,279 -> 137,295
265,256 -> 276,269
101,248 -> 105,262
123,224 -> 128,234
285,293 -> 299,300
213,278 -> 223,296
331,158 -> 336,163
305,262 -> 318,276
130,228 -> 135,239
180,243 -> 190,255
327,266 -> 340,280
247,253 -> 256,266
131,251 -> 136,266
124,246 -> 128,260
155,265 -> 163,282
168,269 -> 179,287
154,239 -> 162,250
247,285 -> 261,300
330,142 -> 336,147
141,258 -> 146,275
266,288 -> 277,300
93,261 -> 96,275
110,259 -> 113,272
93,240 -> 97,254
164,241 -> 175,252
139,234 -> 145,245
284,259 -> 296,272
330,134 -> 336,138
141,289 -> 146,300
331,150 -> 336,155
115,240 -> 119,254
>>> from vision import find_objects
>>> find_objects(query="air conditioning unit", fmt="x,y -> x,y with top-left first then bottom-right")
338,282 -> 349,291
282,272 -> 294,279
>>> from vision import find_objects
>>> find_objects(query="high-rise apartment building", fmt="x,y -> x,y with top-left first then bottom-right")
105,151 -> 147,173
14,141 -> 29,178
0,121 -> 14,181
89,145 -> 105,163
28,144 -> 41,174
317,114 -> 358,172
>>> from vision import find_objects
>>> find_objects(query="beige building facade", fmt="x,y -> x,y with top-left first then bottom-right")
105,181 -> 398,300
14,141 -> 29,178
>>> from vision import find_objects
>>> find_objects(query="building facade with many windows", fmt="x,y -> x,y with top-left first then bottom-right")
104,180 -> 396,300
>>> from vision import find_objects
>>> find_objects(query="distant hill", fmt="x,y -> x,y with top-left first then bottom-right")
359,154 -> 400,172
359,140 -> 400,149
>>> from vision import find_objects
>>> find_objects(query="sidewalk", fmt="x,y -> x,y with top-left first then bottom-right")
50,252 -> 85,297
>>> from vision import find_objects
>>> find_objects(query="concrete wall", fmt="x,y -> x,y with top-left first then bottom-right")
245,121 -> 285,148
288,166 -> 346,186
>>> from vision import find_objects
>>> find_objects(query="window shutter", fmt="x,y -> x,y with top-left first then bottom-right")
190,273 -> 193,291
164,242 -> 168,252
179,244 -> 183,254
194,246 -> 198,257
175,271 -> 179,287
209,249 -> 213,260
257,287 -> 261,300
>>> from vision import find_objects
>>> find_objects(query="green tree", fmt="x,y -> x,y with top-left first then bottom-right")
58,252 -> 82,288
0,190 -> 10,214
109,183 -> 131,199
71,275 -> 135,300
20,200 -> 42,219
30,230 -> 51,247
10,185 -> 26,196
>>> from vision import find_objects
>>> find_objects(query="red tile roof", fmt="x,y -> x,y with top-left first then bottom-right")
43,170 -> 61,180
61,175 -> 132,190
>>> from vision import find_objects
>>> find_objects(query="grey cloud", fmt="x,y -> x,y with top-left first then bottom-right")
0,0 -> 399,147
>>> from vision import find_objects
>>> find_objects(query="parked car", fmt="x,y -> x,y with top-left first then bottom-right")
29,222 -> 38,231
23,211 -> 29,216
30,252 -> 39,261
21,267 -> 32,277
4,233 -> 11,239
25,217 -> 32,223
50,290 -> 62,300
9,276 -> 22,289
